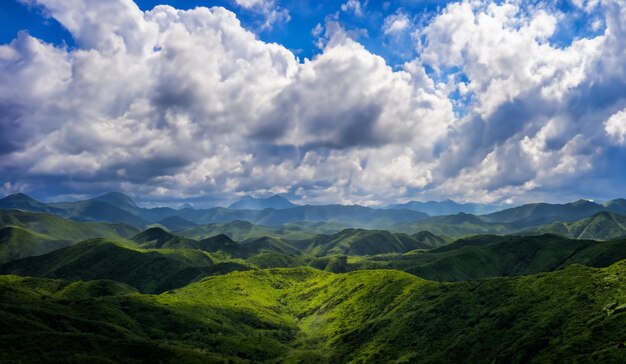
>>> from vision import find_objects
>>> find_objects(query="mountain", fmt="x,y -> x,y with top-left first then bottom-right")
604,198 -> 626,215
90,192 -> 142,215
0,226 -> 70,264
352,234 -> 626,281
0,239 -> 219,293
389,199 -> 500,215
179,220 -> 345,241
4,263 -> 626,362
525,211 -> 626,240
131,227 -> 198,249
294,228 -> 443,256
0,210 -> 139,263
389,212 -> 514,237
410,230 -> 452,249
0,193 -> 63,214
48,200 -> 149,228
482,199 -> 606,227
228,194 -> 298,210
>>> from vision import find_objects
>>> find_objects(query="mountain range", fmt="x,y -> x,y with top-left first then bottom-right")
3,192 -> 626,361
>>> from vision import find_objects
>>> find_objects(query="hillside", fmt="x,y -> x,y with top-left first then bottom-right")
0,226 -> 70,264
352,234 -> 626,281
131,227 -> 198,249
0,210 -> 139,263
0,239 -> 220,293
525,211 -> 626,240
482,199 -> 606,227
294,228 -> 445,256
3,263 -> 626,362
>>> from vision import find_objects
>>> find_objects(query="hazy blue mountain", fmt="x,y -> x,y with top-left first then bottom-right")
90,192 -> 142,215
481,199 -> 606,227
0,193 -> 64,214
389,199 -> 500,215
228,195 -> 297,210
604,198 -> 626,215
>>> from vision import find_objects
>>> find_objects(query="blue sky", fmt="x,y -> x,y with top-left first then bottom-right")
1,0 -> 625,207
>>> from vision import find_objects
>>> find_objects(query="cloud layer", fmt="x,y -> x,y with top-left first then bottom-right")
1,0 -> 626,206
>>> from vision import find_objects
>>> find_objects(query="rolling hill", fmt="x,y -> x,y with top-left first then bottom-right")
3,262 -> 626,362
294,228 -> 446,256
352,234 -> 626,281
0,239 -> 221,293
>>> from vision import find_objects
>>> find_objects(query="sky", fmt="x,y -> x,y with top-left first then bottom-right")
1,0 -> 626,208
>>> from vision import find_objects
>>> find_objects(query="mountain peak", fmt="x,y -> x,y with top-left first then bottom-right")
91,192 -> 140,214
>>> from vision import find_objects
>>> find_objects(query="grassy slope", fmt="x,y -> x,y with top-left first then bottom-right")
3,263 -> 626,362
0,226 -> 70,264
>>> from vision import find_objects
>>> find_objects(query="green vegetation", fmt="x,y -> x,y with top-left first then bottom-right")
0,210 -> 138,264
350,234 -> 626,281
179,220 -> 345,241
525,211 -> 626,240
390,212 -> 514,237
3,262 -> 626,362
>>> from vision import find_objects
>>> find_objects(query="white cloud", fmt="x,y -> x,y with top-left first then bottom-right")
605,109 -> 626,144
383,11 -> 411,35
341,0 -> 365,17
2,0 -> 626,205
233,0 -> 290,30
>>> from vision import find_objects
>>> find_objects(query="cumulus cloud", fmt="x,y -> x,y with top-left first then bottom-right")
1,0 -> 626,205
605,109 -> 626,144
383,11 -> 411,35
341,0 -> 365,17
233,0 -> 290,30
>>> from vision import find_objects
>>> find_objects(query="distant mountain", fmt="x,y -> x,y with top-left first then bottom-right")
389,199 -> 500,215
0,193 -> 64,214
389,212 -> 513,237
179,220 -> 345,241
90,192 -> 141,215
604,198 -> 626,215
524,211 -> 626,240
228,195 -> 297,210
481,199 -> 606,227
49,200 -> 149,228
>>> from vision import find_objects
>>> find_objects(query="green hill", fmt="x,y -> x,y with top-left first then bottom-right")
131,227 -> 198,249
389,212 -> 514,237
0,226 -> 70,264
178,220 -> 345,241
294,228 -> 445,256
526,211 -> 626,240
3,262 -> 626,362
352,234 -> 626,281
0,239 -> 220,293
482,199 -> 606,227
0,210 -> 139,263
